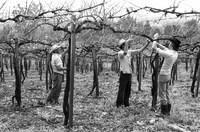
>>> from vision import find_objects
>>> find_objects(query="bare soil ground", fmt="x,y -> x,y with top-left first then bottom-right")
0,63 -> 199,132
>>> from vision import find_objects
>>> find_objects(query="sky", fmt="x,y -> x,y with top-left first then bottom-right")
0,0 -> 200,23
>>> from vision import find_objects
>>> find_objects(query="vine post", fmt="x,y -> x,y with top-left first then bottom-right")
63,15 -> 76,127
138,53 -> 143,91
69,15 -> 76,127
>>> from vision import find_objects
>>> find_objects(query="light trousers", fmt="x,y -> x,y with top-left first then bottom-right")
159,74 -> 170,105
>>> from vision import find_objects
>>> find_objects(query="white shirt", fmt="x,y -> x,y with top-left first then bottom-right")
51,53 -> 64,74
153,43 -> 178,75
118,50 -> 135,74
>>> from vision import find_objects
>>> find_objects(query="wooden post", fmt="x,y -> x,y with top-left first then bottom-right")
13,39 -> 22,106
185,58 -> 188,72
0,52 -> 4,82
196,63 -> 200,97
24,56 -> 28,77
45,52 -> 49,92
131,57 -> 135,73
151,53 -> 160,110
39,58 -> 43,81
91,48 -> 99,97
63,37 -> 71,126
10,54 -> 13,76
191,51 -> 200,97
69,15 -> 76,127
138,53 -> 143,91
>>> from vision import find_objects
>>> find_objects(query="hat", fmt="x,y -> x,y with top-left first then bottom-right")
169,37 -> 181,45
168,37 -> 181,51
118,39 -> 126,46
49,44 -> 61,53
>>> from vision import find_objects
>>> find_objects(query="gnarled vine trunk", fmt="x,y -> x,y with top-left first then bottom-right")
10,55 -> 13,76
63,37 -> 71,126
191,50 -> 200,97
170,62 -> 178,85
0,53 -> 5,82
150,53 -> 160,111
136,53 -> 143,91
13,42 -> 22,106
24,56 -> 28,77
88,48 -> 99,97
39,58 -> 43,81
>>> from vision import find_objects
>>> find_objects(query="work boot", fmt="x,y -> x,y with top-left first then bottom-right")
166,103 -> 171,116
161,104 -> 168,115
156,104 -> 168,118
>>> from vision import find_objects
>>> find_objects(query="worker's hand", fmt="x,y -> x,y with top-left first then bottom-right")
126,38 -> 134,44
152,41 -> 157,49
153,33 -> 159,39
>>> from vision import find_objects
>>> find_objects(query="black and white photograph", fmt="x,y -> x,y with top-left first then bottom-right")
0,0 -> 199,131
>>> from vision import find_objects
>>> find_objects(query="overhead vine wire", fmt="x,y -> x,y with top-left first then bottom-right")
107,5 -> 200,19
0,2 -> 104,23
0,2 -> 197,48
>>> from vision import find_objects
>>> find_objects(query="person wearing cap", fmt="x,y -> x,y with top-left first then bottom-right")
46,44 -> 67,105
116,38 -> 150,108
152,33 -> 180,117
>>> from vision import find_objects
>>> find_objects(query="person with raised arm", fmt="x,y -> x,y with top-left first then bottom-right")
116,38 -> 150,108
152,33 -> 181,117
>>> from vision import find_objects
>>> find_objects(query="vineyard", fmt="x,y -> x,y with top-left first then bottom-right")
0,0 -> 200,131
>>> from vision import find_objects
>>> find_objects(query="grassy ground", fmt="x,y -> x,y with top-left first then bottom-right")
0,63 -> 199,132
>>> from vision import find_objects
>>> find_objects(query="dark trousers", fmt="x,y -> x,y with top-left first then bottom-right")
47,72 -> 63,104
116,72 -> 132,107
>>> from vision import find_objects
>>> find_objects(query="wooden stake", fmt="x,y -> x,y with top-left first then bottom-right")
69,15 -> 76,127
